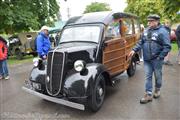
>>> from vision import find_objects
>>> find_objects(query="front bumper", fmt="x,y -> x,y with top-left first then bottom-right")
22,86 -> 85,110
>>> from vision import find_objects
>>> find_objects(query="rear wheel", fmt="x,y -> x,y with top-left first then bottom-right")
32,52 -> 38,57
15,49 -> 23,60
88,74 -> 106,112
127,58 -> 136,77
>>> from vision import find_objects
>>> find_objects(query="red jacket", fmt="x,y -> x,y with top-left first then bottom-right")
0,40 -> 8,60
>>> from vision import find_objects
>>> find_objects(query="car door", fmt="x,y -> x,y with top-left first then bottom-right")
102,21 -> 126,76
102,18 -> 141,76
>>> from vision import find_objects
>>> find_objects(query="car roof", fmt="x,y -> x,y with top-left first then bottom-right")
65,11 -> 139,26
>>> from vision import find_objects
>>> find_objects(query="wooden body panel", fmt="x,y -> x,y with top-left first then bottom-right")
103,34 -> 138,76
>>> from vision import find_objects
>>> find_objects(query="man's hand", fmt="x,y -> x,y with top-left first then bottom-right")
128,50 -> 135,57
42,55 -> 47,59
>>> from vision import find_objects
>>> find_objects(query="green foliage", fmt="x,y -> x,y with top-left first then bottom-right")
84,2 -> 111,13
0,0 -> 60,34
161,0 -> 180,21
125,0 -> 180,25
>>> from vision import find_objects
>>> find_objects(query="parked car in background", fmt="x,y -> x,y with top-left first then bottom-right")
170,29 -> 177,42
23,11 -> 141,112
8,32 -> 38,59
49,28 -> 62,47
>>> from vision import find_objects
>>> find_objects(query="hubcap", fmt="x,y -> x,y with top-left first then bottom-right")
132,61 -> 136,70
98,88 -> 103,97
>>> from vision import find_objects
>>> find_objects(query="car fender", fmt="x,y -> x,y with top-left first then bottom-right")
63,63 -> 110,98
29,66 -> 46,83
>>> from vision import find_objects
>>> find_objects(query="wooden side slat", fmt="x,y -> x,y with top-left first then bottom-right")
103,35 -> 137,75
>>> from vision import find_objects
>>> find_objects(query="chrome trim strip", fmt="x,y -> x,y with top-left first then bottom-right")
22,86 -> 85,110
46,48 -> 57,95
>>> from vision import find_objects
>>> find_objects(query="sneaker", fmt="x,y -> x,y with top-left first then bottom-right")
153,88 -> 160,98
4,76 -> 9,80
136,61 -> 141,65
0,76 -> 3,80
140,94 -> 153,104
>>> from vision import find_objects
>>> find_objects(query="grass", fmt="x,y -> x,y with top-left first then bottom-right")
7,55 -> 34,66
171,42 -> 178,53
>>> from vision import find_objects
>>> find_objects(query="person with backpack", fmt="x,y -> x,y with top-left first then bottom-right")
36,26 -> 51,59
0,36 -> 9,80
175,24 -> 180,64
163,20 -> 173,65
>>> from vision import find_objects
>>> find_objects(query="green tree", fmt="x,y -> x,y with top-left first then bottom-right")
161,0 -> 180,21
0,0 -> 59,34
125,0 -> 180,25
84,2 -> 111,13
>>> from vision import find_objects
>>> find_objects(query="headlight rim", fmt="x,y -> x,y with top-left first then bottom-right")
74,60 -> 86,72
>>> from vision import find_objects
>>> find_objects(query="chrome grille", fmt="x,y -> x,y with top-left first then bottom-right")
46,51 -> 64,95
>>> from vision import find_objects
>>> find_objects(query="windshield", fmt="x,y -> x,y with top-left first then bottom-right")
60,26 -> 101,43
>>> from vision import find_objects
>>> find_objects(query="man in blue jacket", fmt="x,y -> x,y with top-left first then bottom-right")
36,26 -> 51,59
129,14 -> 171,104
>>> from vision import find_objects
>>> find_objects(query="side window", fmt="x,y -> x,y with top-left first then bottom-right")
134,19 -> 141,34
105,21 -> 120,39
123,19 -> 133,35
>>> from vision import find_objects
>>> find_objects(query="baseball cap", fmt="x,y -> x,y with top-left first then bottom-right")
147,14 -> 160,21
40,26 -> 49,31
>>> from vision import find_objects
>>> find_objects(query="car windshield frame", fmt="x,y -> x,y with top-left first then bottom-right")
59,25 -> 102,44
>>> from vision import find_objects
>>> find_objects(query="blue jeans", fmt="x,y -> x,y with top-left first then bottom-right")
144,59 -> 163,95
0,60 -> 9,77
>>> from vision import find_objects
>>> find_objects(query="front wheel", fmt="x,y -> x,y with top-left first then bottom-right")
127,58 -> 136,77
88,74 -> 106,112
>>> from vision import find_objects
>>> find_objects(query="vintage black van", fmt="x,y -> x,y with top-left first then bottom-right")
23,11 -> 141,112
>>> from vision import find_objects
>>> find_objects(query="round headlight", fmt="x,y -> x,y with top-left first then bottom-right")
33,58 -> 39,67
74,60 -> 85,72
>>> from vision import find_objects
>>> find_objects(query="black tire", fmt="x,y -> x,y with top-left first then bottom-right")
88,74 -> 106,112
127,58 -> 136,77
32,52 -> 38,57
15,49 -> 23,60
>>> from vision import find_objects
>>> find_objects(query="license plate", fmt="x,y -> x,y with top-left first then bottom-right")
32,82 -> 41,90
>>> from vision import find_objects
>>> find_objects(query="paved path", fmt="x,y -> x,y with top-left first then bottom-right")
0,54 -> 179,120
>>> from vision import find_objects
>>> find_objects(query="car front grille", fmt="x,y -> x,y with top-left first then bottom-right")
46,51 -> 65,96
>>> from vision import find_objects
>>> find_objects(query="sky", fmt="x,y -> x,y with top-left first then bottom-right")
58,0 -> 127,21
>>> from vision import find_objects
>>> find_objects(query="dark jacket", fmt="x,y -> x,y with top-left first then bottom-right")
175,25 -> 180,41
36,32 -> 51,58
164,25 -> 171,35
175,25 -> 180,48
133,25 -> 171,61
0,36 -> 8,60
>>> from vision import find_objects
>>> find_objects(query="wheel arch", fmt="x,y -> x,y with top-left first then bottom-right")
63,63 -> 110,98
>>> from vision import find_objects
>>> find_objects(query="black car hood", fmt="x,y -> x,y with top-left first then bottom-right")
49,42 -> 98,63
52,42 -> 97,53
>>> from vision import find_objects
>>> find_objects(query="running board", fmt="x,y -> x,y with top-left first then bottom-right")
22,86 -> 85,110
